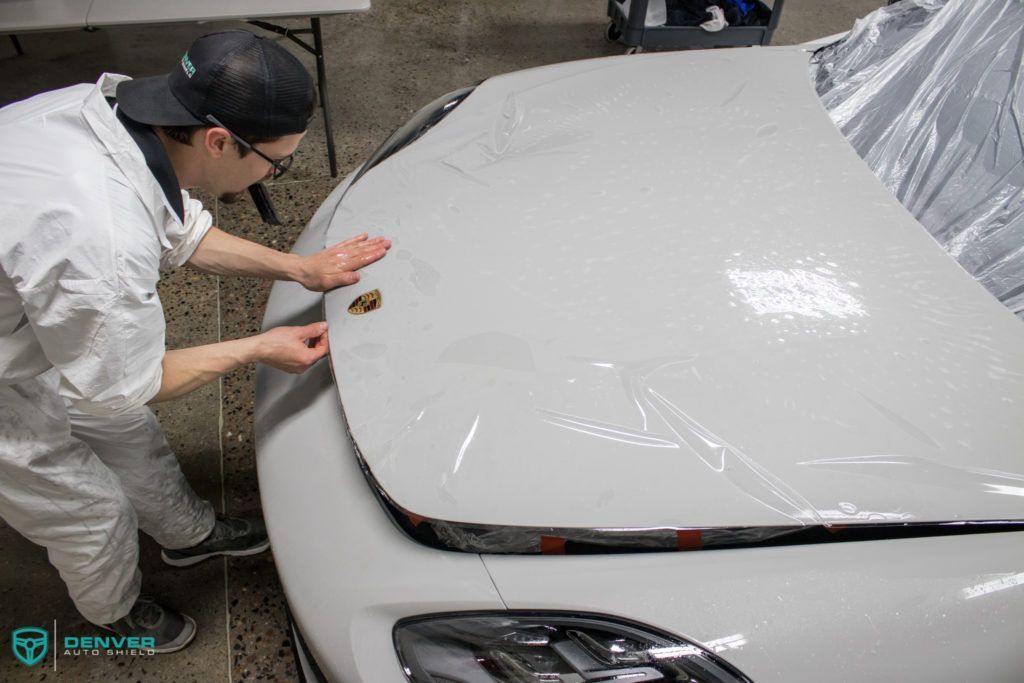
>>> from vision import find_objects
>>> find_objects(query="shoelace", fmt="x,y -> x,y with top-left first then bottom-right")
206,517 -> 250,543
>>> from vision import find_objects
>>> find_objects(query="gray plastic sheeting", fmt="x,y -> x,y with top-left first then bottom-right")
812,0 -> 1024,317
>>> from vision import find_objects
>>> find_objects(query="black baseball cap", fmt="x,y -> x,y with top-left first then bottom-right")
116,30 -> 315,138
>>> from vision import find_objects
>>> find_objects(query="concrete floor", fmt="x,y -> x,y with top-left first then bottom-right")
0,1 -> 881,680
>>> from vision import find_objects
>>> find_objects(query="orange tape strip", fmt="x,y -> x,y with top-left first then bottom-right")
540,535 -> 567,555
676,529 -> 704,550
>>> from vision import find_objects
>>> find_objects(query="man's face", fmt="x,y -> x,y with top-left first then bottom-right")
213,131 -> 306,203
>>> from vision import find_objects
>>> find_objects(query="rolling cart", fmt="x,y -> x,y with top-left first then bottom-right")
606,0 -> 785,52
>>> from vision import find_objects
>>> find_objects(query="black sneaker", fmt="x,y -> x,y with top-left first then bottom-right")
101,595 -> 196,654
161,514 -> 270,567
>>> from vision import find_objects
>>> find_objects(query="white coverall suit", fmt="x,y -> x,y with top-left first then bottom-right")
0,74 -> 217,625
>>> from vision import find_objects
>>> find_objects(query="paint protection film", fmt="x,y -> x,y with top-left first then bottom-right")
323,44 -> 1024,550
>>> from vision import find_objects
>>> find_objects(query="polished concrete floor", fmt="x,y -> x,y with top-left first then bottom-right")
0,1 -> 880,680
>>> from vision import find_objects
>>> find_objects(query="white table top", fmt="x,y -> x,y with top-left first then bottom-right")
0,0 -> 90,32
86,0 -> 369,27
0,0 -> 369,32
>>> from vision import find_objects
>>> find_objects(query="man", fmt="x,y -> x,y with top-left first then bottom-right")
0,30 -> 389,652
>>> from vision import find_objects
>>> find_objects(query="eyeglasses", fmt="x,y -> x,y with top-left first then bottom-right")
205,114 -> 294,179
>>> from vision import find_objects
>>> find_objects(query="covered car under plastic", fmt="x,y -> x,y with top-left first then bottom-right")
813,0 -> 1024,317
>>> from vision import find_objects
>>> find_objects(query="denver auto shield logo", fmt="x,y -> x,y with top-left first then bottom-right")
11,627 -> 48,667
348,289 -> 382,315
10,623 -> 155,669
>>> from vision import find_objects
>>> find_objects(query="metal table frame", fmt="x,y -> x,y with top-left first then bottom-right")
2,2 -> 369,177
248,18 -> 338,176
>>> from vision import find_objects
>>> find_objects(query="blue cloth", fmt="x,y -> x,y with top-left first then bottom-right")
724,0 -> 756,17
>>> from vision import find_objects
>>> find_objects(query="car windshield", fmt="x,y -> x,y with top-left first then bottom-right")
812,0 -> 1024,320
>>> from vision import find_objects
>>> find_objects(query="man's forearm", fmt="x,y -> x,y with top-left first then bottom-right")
148,322 -> 330,404
188,227 -> 391,292
188,227 -> 302,280
149,337 -> 259,404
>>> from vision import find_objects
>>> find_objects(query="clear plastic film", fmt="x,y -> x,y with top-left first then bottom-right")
329,44 -> 1024,543
812,0 -> 1024,317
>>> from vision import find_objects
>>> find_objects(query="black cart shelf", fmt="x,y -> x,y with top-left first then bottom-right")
606,0 -> 785,51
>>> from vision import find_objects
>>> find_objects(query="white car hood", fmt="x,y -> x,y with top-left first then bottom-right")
323,47 -> 1024,530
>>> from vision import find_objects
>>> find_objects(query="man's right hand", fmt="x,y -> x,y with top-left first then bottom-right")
255,322 -> 330,373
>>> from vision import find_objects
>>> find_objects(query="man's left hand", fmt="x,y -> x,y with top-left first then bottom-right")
297,233 -> 391,292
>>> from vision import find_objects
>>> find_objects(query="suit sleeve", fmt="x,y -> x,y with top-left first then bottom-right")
160,190 -> 213,270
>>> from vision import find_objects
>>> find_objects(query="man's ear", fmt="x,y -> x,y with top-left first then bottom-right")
202,127 -> 232,159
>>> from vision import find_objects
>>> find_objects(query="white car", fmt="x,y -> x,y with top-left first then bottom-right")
255,2 -> 1024,681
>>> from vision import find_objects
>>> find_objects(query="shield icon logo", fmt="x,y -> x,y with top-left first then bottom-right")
11,627 -> 48,667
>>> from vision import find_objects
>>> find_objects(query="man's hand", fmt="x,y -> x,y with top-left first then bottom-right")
254,322 -> 330,373
296,233 -> 391,292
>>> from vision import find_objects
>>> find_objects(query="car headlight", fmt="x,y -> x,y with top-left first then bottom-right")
350,85 -> 477,187
394,612 -> 753,682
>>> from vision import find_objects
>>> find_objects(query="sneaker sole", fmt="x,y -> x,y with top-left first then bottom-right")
98,614 -> 196,654
153,615 -> 197,654
160,539 -> 271,567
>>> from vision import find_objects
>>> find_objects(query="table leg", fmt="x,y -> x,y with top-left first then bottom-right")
248,18 -> 339,178
311,18 -> 338,178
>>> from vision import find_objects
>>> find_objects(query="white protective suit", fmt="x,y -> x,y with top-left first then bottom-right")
0,74 -> 217,625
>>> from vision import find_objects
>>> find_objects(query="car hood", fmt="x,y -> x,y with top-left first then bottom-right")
322,47 -> 1024,530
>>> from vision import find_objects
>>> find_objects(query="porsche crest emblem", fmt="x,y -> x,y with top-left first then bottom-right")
348,289 -> 382,315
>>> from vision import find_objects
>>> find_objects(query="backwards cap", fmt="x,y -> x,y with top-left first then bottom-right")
116,30 -> 314,137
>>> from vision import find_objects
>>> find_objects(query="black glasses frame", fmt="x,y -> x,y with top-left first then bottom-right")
205,114 -> 294,179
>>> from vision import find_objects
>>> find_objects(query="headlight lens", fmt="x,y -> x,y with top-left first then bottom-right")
394,613 -> 753,682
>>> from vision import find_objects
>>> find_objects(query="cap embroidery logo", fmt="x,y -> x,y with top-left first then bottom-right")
348,289 -> 382,315
180,53 -> 196,79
